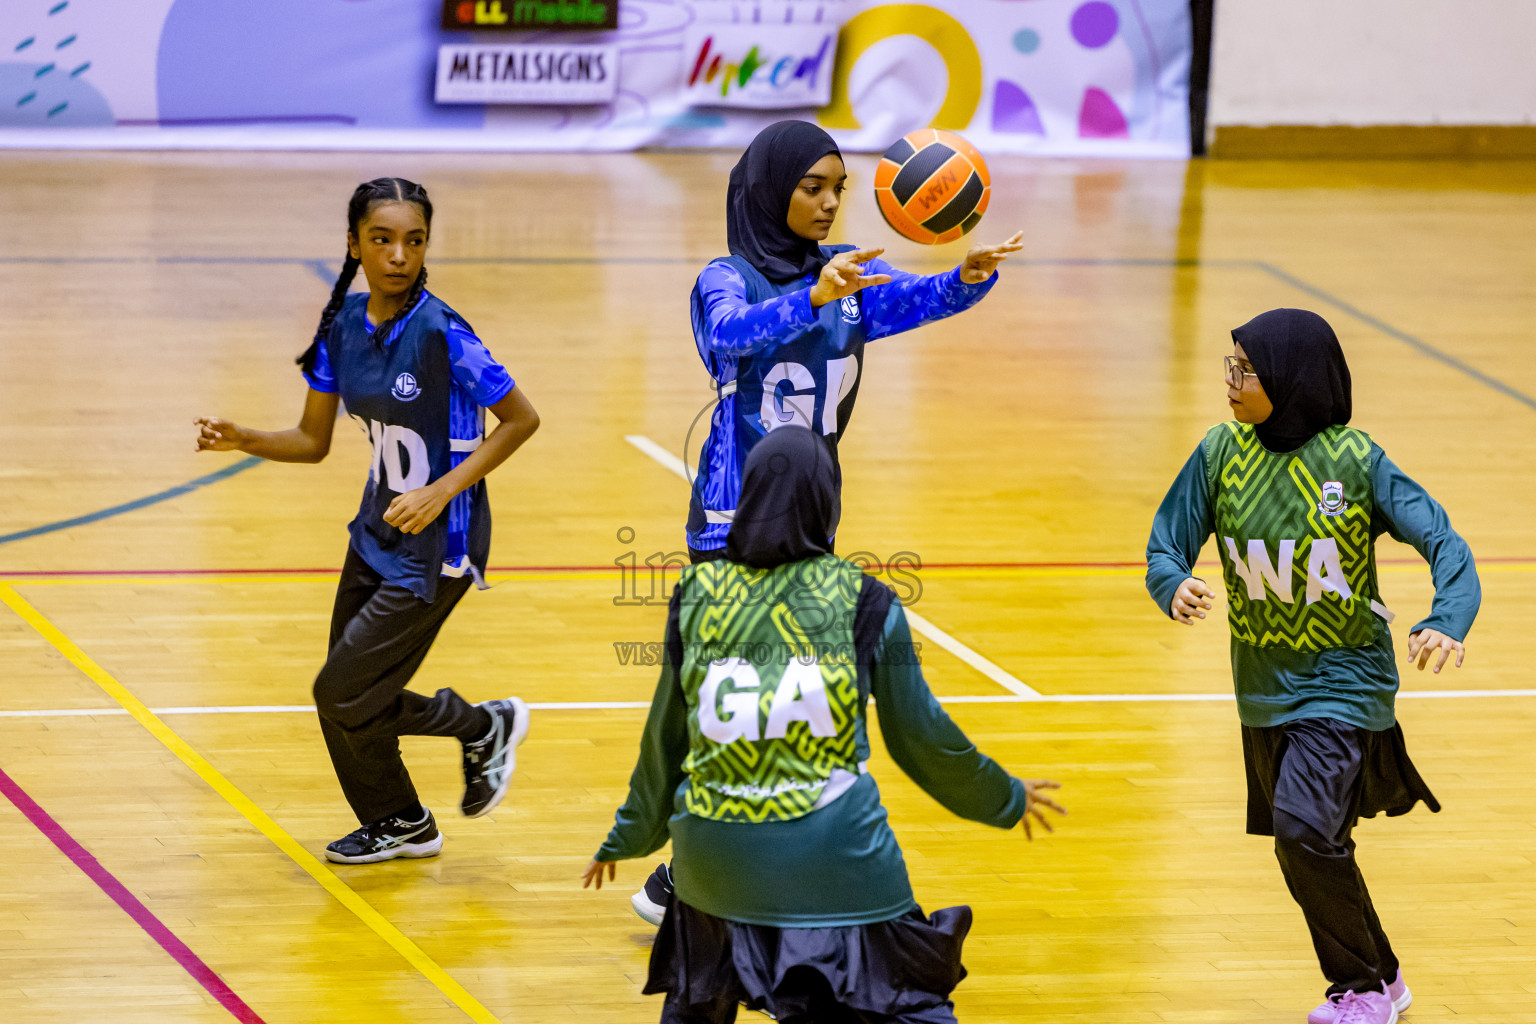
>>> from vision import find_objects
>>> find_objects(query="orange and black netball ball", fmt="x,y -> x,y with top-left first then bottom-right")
874,129 -> 991,245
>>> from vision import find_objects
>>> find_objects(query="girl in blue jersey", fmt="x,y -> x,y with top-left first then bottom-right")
684,119 -> 1023,562
633,119 -> 1023,921
196,178 -> 540,864
1146,309 -> 1479,1024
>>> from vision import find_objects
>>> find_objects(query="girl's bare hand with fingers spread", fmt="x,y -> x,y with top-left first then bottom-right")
807,248 -> 893,308
959,230 -> 1025,284
1171,577 -> 1213,625
195,387 -> 338,464
1020,779 -> 1066,842
1407,629 -> 1465,673
582,858 -> 616,890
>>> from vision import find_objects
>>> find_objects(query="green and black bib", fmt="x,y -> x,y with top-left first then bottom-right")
676,554 -> 866,824
1204,421 -> 1391,651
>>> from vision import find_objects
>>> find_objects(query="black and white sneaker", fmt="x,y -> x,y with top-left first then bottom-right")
325,808 -> 443,864
461,696 -> 529,818
631,861 -> 673,926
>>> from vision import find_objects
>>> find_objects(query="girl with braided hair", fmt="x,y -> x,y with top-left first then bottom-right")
196,177 -> 540,863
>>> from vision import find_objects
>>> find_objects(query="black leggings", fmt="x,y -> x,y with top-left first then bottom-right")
1245,719 -> 1412,997
313,547 -> 487,824
1273,809 -> 1399,996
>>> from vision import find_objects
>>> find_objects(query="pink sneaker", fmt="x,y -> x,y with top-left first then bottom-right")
1308,971 -> 1411,1024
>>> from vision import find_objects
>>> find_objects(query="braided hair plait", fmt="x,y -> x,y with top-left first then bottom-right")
297,253 -> 360,376
370,265 -> 428,347
295,177 -> 435,373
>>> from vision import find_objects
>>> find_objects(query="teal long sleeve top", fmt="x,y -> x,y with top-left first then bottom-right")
595,581 -> 1028,927
1146,440 -> 1480,730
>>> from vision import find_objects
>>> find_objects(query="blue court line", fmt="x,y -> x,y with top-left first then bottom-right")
302,259 -> 334,285
1253,261 -> 1536,413
0,457 -> 263,547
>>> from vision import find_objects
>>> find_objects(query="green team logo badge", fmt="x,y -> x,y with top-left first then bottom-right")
1318,479 -> 1348,517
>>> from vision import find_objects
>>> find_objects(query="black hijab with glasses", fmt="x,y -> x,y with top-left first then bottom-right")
1232,308 -> 1353,453
726,120 -> 842,284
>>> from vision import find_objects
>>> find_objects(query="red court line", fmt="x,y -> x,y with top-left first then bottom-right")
1,556 -> 1532,579
0,765 -> 267,1023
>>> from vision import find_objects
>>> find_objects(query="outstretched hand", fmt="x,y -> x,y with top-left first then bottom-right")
195,417 -> 250,453
1407,629 -> 1465,673
1021,779 -> 1066,841
808,248 -> 893,309
582,858 -> 617,890
959,230 -> 1024,284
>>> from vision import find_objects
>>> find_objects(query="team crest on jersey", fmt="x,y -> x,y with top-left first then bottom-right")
1318,480 -> 1349,517
391,372 -> 420,402
839,295 -> 860,323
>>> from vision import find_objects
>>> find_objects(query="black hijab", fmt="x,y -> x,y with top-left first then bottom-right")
726,120 -> 842,283
725,427 -> 838,569
1232,308 -> 1352,453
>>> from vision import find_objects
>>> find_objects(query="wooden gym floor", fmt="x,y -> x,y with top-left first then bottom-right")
1,150 -> 1533,1023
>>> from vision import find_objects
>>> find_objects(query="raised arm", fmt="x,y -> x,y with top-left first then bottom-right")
694,259 -> 820,359
195,386 -> 339,464
862,230 -> 1020,341
1146,442 -> 1216,622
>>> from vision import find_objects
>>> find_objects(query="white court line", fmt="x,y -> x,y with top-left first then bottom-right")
4,690 -> 1536,719
624,433 -> 1042,699
625,434 -> 694,483
0,702 -> 652,718
900,608 -> 1041,698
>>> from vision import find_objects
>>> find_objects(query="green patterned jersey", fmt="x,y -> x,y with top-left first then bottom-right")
676,554 -> 865,824
1204,422 -> 1390,651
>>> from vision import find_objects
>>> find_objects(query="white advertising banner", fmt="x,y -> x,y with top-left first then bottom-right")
0,0 -> 1192,156
435,44 -> 618,104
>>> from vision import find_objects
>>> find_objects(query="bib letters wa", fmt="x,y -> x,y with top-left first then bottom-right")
1205,422 -> 1389,652
677,555 -> 864,824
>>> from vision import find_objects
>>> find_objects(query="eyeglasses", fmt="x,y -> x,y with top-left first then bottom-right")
1224,355 -> 1258,390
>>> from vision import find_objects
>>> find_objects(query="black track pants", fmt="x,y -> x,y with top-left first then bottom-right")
314,546 -> 486,824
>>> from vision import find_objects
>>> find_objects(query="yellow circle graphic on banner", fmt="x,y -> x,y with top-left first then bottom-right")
821,4 -> 983,131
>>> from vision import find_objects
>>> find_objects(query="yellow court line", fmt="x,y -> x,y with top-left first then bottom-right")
0,583 -> 503,1024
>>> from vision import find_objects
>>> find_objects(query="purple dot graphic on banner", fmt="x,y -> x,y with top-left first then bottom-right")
1071,2 -> 1119,48
992,79 -> 1044,135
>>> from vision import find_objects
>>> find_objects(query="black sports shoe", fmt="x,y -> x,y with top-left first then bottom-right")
325,808 -> 443,864
630,861 -> 673,926
461,696 -> 529,818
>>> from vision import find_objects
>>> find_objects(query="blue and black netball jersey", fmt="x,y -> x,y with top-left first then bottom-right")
686,247 -> 996,551
303,291 -> 515,602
